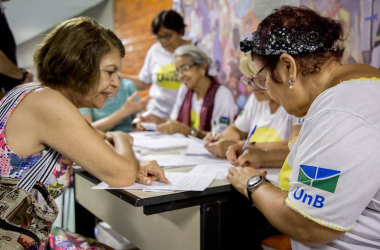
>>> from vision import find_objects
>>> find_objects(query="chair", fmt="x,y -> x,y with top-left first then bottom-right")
261,234 -> 291,250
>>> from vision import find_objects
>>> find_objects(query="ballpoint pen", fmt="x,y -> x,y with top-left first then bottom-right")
131,110 -> 152,124
212,120 -> 217,139
241,125 -> 257,154
237,125 -> 257,161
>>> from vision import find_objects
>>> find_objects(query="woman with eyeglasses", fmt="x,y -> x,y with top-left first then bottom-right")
227,6 -> 380,249
125,10 -> 216,122
146,45 -> 235,137
204,52 -> 303,169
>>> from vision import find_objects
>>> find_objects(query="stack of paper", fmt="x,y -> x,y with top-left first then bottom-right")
133,138 -> 190,151
130,132 -> 190,151
92,172 -> 215,192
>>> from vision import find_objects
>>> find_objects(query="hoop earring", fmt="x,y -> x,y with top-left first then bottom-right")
289,74 -> 294,89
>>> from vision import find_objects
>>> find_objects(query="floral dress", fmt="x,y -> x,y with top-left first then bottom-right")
0,85 -> 112,250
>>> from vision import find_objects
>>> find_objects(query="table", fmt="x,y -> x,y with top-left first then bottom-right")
75,149 -> 280,250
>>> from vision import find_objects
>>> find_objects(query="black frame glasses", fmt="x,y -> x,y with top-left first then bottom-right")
239,63 -> 269,90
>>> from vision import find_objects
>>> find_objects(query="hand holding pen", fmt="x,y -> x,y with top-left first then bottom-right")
226,125 -> 262,168
203,120 -> 220,143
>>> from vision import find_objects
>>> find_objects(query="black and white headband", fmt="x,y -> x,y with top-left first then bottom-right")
240,27 -> 336,55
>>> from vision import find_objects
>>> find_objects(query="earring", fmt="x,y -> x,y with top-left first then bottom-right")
289,74 -> 294,89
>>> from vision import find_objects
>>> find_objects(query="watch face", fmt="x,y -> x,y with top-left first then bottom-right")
247,175 -> 263,190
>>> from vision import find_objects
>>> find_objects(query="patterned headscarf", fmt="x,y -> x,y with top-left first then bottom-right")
240,27 -> 337,56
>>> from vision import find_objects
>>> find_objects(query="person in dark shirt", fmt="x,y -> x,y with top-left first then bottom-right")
0,0 -> 33,98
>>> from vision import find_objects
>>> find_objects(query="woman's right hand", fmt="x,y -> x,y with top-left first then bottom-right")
226,142 -> 263,169
123,92 -> 151,114
203,132 -> 222,143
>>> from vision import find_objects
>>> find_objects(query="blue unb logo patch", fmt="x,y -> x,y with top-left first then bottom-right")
298,165 -> 341,193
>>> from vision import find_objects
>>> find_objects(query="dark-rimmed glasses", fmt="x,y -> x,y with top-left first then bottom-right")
177,64 -> 196,75
239,63 -> 269,90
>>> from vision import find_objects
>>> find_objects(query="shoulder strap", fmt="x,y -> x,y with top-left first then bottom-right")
17,148 -> 61,192
0,86 -> 37,123
0,86 -> 59,192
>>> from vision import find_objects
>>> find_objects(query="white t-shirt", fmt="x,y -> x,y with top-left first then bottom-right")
285,78 -> 380,250
139,42 -> 217,118
170,84 -> 235,133
234,95 -> 304,143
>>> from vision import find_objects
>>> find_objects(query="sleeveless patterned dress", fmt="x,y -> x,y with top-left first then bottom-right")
0,85 -> 112,250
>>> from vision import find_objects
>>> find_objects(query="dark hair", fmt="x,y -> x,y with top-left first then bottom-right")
253,5 -> 345,81
34,17 -> 125,94
151,10 -> 186,35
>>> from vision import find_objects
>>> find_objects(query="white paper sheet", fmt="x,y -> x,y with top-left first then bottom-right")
143,172 -> 215,191
129,131 -> 162,139
189,162 -> 233,180
133,137 -> 190,151
91,172 -> 215,192
187,135 -> 207,145
92,182 -> 148,190
185,140 -> 215,156
140,122 -> 157,131
140,154 -> 227,168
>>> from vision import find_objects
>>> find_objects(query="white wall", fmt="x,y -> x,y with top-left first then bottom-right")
16,0 -> 113,78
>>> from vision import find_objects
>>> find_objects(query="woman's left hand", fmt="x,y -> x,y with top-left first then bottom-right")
156,120 -> 191,135
136,160 -> 170,185
227,166 -> 267,198
205,139 -> 238,158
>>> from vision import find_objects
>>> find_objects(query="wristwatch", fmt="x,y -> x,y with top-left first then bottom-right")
246,175 -> 266,205
190,127 -> 200,138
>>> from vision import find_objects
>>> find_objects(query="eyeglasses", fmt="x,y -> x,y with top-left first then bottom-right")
239,63 -> 269,90
155,32 -> 174,41
177,64 -> 196,75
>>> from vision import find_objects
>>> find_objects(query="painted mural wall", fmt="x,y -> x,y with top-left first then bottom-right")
173,0 -> 380,108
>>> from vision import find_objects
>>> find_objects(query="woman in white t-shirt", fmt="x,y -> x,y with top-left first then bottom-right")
149,45 -> 235,138
125,10 -> 216,120
204,52 -> 303,165
227,6 -> 380,249
124,10 -> 191,119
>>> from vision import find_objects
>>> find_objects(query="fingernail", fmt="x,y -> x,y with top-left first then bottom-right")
146,179 -> 151,185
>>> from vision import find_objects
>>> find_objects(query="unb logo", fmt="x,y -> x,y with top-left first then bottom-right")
298,165 -> 341,193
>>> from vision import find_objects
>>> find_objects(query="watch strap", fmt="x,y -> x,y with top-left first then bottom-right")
247,188 -> 254,205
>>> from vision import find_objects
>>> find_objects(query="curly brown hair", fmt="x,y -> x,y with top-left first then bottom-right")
252,5 -> 345,82
34,17 -> 125,94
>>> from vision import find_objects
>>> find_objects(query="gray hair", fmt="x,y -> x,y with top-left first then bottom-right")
174,45 -> 212,74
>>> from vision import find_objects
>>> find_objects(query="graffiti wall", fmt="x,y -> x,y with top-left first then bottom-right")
173,0 -> 380,108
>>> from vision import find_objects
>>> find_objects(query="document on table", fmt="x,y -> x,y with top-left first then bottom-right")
185,139 -> 215,157
140,122 -> 157,131
139,154 -> 227,168
129,131 -> 162,139
190,162 -> 233,180
92,181 -> 148,190
133,137 -> 190,151
91,172 -> 215,192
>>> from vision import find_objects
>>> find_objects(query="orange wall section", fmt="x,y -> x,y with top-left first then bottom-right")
114,0 -> 173,97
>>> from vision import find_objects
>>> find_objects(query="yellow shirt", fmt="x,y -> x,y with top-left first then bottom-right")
278,136 -> 298,191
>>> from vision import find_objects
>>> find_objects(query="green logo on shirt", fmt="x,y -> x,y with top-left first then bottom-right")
298,165 -> 341,193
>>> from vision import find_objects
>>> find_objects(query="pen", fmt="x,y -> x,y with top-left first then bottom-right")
239,125 -> 257,156
212,120 -> 217,139
132,110 -> 152,124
